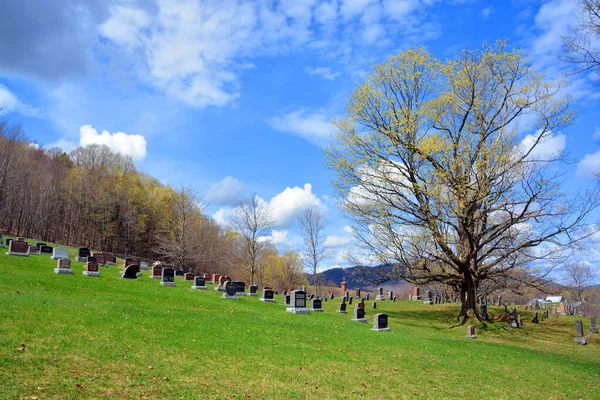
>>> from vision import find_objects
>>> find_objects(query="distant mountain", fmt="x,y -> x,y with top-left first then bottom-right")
307,264 -> 406,290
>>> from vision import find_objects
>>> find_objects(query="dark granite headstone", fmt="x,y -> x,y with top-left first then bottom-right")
249,285 -> 258,295
122,265 -> 138,279
291,290 -> 307,308
337,302 -> 347,313
353,307 -> 365,321
87,256 -> 97,262
78,247 -> 91,258
194,276 -> 206,287
7,240 -> 28,255
225,281 -> 237,296
373,313 -> 389,331
261,289 -> 275,302
233,281 -> 246,295
36,242 -> 46,248
161,268 -> 175,286
311,298 -> 323,311
285,294 -> 291,306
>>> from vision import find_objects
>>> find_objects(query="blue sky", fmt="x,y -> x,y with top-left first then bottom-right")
1,0 -> 599,273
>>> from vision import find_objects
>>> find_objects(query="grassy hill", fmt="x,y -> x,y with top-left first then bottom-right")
1,236 -> 599,399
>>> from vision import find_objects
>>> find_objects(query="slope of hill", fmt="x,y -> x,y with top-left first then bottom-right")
1,236 -> 599,399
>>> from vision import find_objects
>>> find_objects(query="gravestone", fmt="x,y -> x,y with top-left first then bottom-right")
329,293 -> 334,300
388,290 -> 393,301
184,273 -> 195,281
248,285 -> 258,296
423,290 -> 433,305
480,304 -> 488,321
575,320 -> 587,345
348,296 -> 353,305
93,252 -> 108,265
508,308 -> 519,328
192,276 -> 207,290
28,245 -> 39,255
161,268 -> 176,286
337,302 -> 347,313
286,290 -> 309,314
372,313 -> 390,331
212,273 -> 221,284
357,301 -> 365,309
122,264 -> 139,279
345,290 -> 350,301
372,302 -> 376,309
83,260 -> 100,276
532,312 -> 539,323
123,258 -> 140,272
140,262 -> 149,271
51,247 -> 69,260
311,298 -> 323,312
107,254 -> 116,266
412,287 -> 421,301
216,276 -> 231,291
6,240 -> 29,256
233,281 -> 246,296
366,293 -> 370,301
0,233 -> 3,247
590,317 -> 598,334
151,265 -> 162,279
5,238 -> 12,246
340,279 -> 347,297
284,294 -> 291,306
76,248 -> 91,262
393,296 -> 397,302
36,242 -> 46,248
466,325 -> 477,339
54,258 -> 73,274
376,287 -> 385,301
260,289 -> 276,303
356,288 -> 361,297
352,306 -> 366,322
175,269 -> 184,277
222,281 -> 240,300
40,245 -> 53,254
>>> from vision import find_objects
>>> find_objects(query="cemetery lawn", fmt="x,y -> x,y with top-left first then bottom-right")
1,240 -> 599,399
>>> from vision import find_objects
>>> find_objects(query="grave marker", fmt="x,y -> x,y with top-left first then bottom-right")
76,248 -> 91,262
372,313 -> 390,331
337,302 -> 347,313
423,290 -> 433,305
310,298 -> 323,312
352,307 -> 366,322
184,273 -> 195,281
532,312 -> 539,323
192,276 -> 207,290
222,281 -> 240,300
83,260 -> 100,276
212,273 -> 221,284
375,287 -> 385,301
575,320 -> 587,345
286,290 -> 309,314
466,325 -> 477,339
260,289 -> 276,303
151,264 -> 162,279
248,285 -> 258,296
122,264 -> 139,279
161,268 -> 176,286
54,258 -> 73,274
284,294 -> 291,306
50,247 -> 69,260
140,262 -> 149,271
590,317 -> 598,334
5,239 -> 29,256
28,245 -> 39,255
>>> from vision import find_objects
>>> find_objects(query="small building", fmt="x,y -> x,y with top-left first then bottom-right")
545,296 -> 565,303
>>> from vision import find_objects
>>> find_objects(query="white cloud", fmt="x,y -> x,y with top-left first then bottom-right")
577,150 -> 600,178
519,131 -> 566,161
98,6 -> 150,47
212,182 -> 324,229
324,235 -> 353,248
46,138 -> 77,153
480,6 -> 494,19
305,66 -> 341,80
0,85 -> 39,117
204,176 -> 244,206
96,0 -> 445,108
268,109 -> 336,146
79,125 -> 147,161
260,229 -> 295,246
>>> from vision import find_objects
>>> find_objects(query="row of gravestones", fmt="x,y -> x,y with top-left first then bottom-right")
574,318 -> 598,345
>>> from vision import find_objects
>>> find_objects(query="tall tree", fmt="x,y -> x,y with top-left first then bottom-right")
230,195 -> 273,286
563,262 -> 597,301
298,206 -> 329,295
561,0 -> 600,79
326,43 -> 600,321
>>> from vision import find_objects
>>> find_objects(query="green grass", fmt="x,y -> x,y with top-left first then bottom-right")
1,236 -> 599,399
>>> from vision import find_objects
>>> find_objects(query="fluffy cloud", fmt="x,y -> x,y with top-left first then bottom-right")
324,235 -> 353,248
204,176 -> 244,206
96,0 -> 443,108
519,131 -> 566,161
480,6 -> 494,19
212,182 -> 324,228
0,85 -> 39,117
305,66 -> 341,80
79,125 -> 147,161
577,150 -> 600,178
269,183 -> 324,227
268,109 -> 336,147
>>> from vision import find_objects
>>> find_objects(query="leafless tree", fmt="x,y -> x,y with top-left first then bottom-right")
229,195 -> 273,286
563,262 -> 597,301
298,206 -> 329,295
561,0 -> 600,79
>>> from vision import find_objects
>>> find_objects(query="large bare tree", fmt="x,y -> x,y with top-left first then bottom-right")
326,43 -> 600,321
298,206 -> 329,295
563,262 -> 597,301
230,195 -> 273,286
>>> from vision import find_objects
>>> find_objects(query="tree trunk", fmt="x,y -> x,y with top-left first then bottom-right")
459,269 -> 483,323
